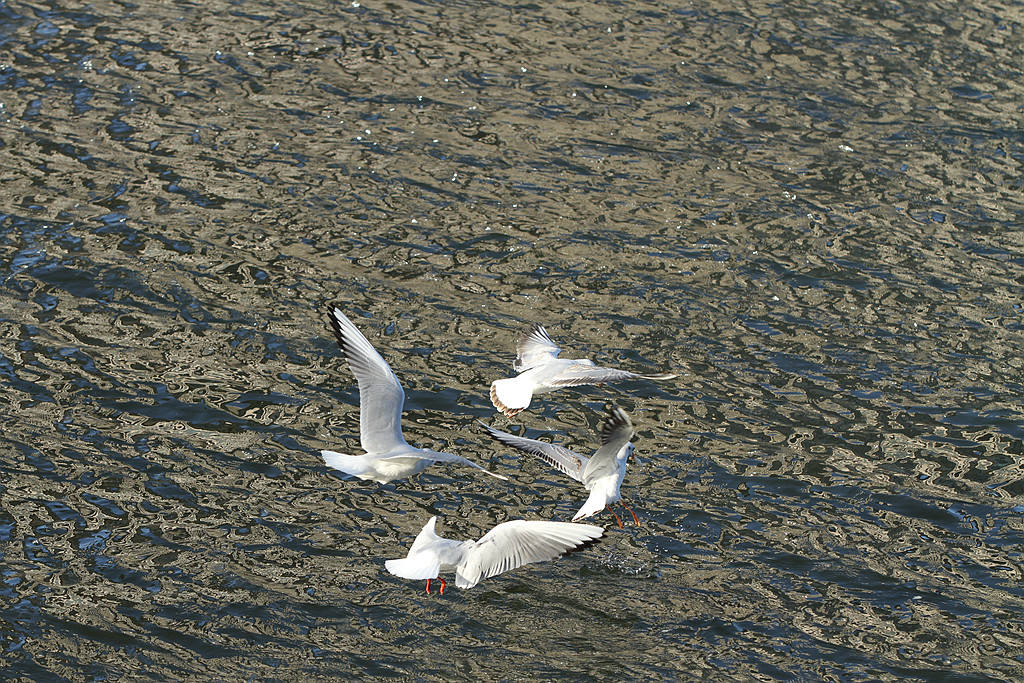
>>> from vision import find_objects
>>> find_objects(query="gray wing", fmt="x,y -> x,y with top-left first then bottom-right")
513,324 -> 561,372
549,363 -> 677,388
384,450 -> 508,480
456,520 -> 605,588
328,307 -> 407,454
581,406 -> 634,483
480,421 -> 588,483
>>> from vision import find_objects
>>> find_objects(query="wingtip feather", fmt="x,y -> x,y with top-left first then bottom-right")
642,371 -> 678,381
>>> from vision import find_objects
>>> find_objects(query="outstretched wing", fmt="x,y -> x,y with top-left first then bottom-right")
513,324 -> 561,372
383,450 -> 507,480
327,307 -> 407,454
549,363 -> 677,387
456,520 -> 604,588
480,421 -> 588,483
581,406 -> 634,483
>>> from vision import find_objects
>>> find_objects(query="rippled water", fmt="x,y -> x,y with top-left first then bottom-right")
2,0 -> 1023,679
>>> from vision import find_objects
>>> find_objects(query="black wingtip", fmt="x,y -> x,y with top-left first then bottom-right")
325,305 -> 349,356
562,533 -> 605,556
479,420 -> 516,446
600,405 -> 634,445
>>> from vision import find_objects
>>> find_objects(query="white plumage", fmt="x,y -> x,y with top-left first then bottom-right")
320,307 -> 507,484
385,516 -> 604,592
489,324 -> 676,417
483,406 -> 640,526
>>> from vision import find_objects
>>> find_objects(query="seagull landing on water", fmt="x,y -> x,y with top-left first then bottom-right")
489,324 -> 677,417
482,405 -> 641,528
385,516 -> 604,594
319,307 -> 507,484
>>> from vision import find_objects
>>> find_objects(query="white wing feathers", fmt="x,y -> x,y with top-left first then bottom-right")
480,422 -> 588,482
327,307 -> 408,454
582,407 -> 635,483
397,450 -> 507,480
549,365 -> 677,387
513,324 -> 561,372
387,517 -> 604,589
408,516 -> 441,553
457,520 -> 604,588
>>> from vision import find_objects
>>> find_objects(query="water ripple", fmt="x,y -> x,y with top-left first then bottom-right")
1,0 -> 1024,679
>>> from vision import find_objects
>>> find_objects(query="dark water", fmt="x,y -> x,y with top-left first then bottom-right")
2,0 -> 1023,679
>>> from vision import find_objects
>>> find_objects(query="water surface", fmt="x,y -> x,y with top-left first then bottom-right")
1,0 -> 1023,679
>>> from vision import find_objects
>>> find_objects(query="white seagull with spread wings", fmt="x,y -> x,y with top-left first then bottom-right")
483,406 -> 641,527
320,307 -> 507,484
489,324 -> 676,417
385,516 -> 604,594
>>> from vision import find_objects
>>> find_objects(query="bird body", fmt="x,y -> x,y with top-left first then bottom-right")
385,516 -> 604,592
483,406 -> 638,524
321,450 -> 434,483
320,307 -> 506,483
573,462 -> 630,521
489,325 -> 676,417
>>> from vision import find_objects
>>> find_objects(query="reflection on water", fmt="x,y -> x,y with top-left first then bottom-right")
1,0 -> 1023,678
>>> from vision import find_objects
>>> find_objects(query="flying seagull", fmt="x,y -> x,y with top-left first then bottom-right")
483,405 -> 640,527
320,306 -> 507,483
489,324 -> 676,417
385,516 -> 604,594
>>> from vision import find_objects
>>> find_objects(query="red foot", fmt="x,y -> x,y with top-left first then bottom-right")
622,502 -> 642,526
606,505 -> 623,529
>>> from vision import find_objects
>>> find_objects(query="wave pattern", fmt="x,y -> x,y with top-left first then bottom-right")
1,0 -> 1022,679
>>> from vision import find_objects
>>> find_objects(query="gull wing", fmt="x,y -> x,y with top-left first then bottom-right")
328,307 -> 407,455
581,406 -> 634,483
480,422 -> 588,483
513,324 -> 561,372
549,364 -> 677,388
383,451 -> 508,480
456,520 -> 604,588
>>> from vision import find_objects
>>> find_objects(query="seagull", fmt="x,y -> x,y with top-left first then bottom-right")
489,324 -> 676,417
482,406 -> 640,527
385,515 -> 604,594
319,306 -> 507,484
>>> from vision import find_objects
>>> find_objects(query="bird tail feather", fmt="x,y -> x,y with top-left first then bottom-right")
384,556 -> 440,580
321,450 -> 371,479
490,377 -> 532,417
572,489 -> 607,522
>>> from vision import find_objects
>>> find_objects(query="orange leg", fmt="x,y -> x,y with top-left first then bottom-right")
439,578 -> 446,595
621,501 -> 641,526
425,579 -> 432,594
606,505 -> 623,528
